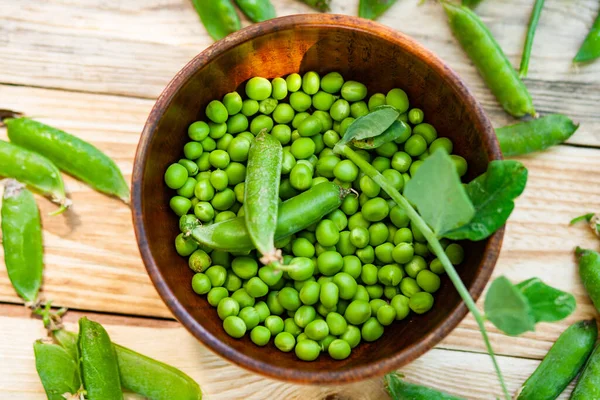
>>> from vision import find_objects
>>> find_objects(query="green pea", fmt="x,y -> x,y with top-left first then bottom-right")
409,292 -> 434,314
289,163 -> 313,191
385,88 -> 409,113
361,317 -> 384,342
237,307 -> 259,330
430,258 -> 445,275
403,134 -> 427,157
284,318 -> 302,337
297,280 -> 319,305
371,156 -> 389,173
169,196 -> 191,217
204,265 -> 226,287
366,284 -> 384,299
188,121 -> 210,141
384,285 -> 399,300
292,305 -> 315,328
247,326 -> 270,347
326,210 -> 348,233
176,177 -> 196,198
316,251 -> 344,276
264,315 -> 284,336
217,297 -> 240,320
405,255 -> 427,278
341,195 -> 359,215
314,155 -> 339,179
208,123 -> 227,142
191,273 -> 211,295
193,179 -> 213,202
350,101 -> 369,119
330,99 -> 350,122
266,126 -> 290,147
279,179 -> 299,200
165,163 -> 188,189
268,77 -> 287,100
446,243 -> 465,264
241,99 -> 259,117
281,153 -> 297,177
378,264 -> 403,286
278,287 -> 301,311
382,169 -> 403,193
290,137 -> 316,160
244,276 -> 268,298
333,160 -> 358,183
391,243 -> 413,264
285,73 -> 302,92
344,300 -> 371,325
288,257 -> 315,282
407,108 -> 424,125
272,332 -> 295,353
313,220 -> 339,248
245,77 -> 272,100
356,245 -> 375,264
333,272 -> 358,300
295,116 -> 321,138
266,291 -> 284,315
451,155 -> 468,177
312,112 -> 333,133
320,281 -> 340,309
211,188 -> 235,210
290,238 -> 314,258
232,288 -> 255,308
224,114 -> 246,134
249,115 -> 274,135
365,93 -> 384,111
339,117 -> 355,136
360,197 -> 389,222
429,137 -> 453,155
388,207 -> 408,230
289,91 -> 311,112
413,123 -> 437,144
258,98 -> 278,115
321,72 -> 344,93
292,112 -> 309,130
390,294 -> 410,320
400,277 -> 421,298
294,339 -> 320,361
354,285 -> 371,303
301,71 -> 320,95
322,312 -> 346,336
254,302 -> 270,324
340,81 -> 367,102
338,326 -> 360,349
175,233 -> 198,257
349,226 -> 369,249
205,100 -> 228,124
416,269 -> 440,293
395,226 -> 414,245
256,266 -> 281,288
207,169 -> 227,192
200,136 -> 217,152
342,255 -> 362,279
231,257 -> 258,279
217,133 -> 234,151
358,175 -> 379,198
223,163 -> 245,186
411,221 -> 426,242
368,223 -> 388,247
194,153 -> 209,173
324,338 -> 350,360
270,105 -> 294,127
322,129 -> 340,148
360,264 -> 378,286
413,242 -> 429,258
310,91 -> 333,111
304,319 -> 329,341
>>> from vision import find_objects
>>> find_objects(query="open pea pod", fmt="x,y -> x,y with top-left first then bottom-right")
34,340 -> 82,400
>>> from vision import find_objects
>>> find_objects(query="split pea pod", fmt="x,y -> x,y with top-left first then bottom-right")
78,317 -> 123,400
54,329 -> 202,400
235,0 -> 276,22
5,117 -> 130,203
193,182 -> 350,252
576,247 -> 600,314
571,342 -> 600,399
496,114 -> 579,156
0,140 -> 69,214
244,130 -> 283,265
1,180 -> 43,303
516,320 -> 597,400
519,0 -> 545,78
574,8 -> 600,64
385,373 -> 464,400
442,2 -> 536,117
33,340 -> 82,400
192,0 -> 241,41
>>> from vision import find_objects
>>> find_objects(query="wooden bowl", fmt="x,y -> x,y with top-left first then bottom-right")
132,14 -> 503,384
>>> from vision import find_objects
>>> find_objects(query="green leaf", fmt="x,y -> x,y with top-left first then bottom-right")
351,121 -> 410,149
516,278 -> 576,323
359,0 -> 399,20
338,105 -> 399,145
404,149 -> 475,235
443,160 -> 527,241
571,213 -> 595,225
484,276 -> 536,336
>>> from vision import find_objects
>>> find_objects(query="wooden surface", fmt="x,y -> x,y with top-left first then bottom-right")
0,0 -> 599,398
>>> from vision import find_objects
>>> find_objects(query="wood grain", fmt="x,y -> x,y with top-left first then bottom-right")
0,313 -> 579,400
1,0 -> 598,146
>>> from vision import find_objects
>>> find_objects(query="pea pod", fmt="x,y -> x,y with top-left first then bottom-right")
244,130 -> 283,265
442,2 -> 535,117
235,0 -> 276,22
1,180 -> 43,303
193,182 -> 350,252
576,247 -> 600,315
516,320 -> 597,400
574,8 -> 600,64
5,117 -> 129,204
496,114 -> 578,156
0,140 -> 69,214
78,317 -> 123,400
33,340 -> 82,400
55,329 -> 202,400
192,0 -> 241,41
571,342 -> 600,399
385,373 -> 464,400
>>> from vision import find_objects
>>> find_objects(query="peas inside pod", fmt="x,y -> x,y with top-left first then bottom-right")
165,71 -> 467,362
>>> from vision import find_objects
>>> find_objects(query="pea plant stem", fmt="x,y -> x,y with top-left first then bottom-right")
335,143 -> 510,400
519,0 -> 545,78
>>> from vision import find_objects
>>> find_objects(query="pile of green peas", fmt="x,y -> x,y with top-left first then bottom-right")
164,71 -> 467,362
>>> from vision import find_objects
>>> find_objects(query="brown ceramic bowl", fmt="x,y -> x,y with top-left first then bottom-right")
132,14 -> 503,384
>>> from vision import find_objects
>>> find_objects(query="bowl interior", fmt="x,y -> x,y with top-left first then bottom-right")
133,15 -> 501,383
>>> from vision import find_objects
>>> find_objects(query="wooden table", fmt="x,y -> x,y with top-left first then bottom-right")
1,0 -> 599,398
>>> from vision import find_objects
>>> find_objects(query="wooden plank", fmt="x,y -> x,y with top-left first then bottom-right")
0,313 -> 579,399
1,0 -> 599,146
1,84 -> 599,361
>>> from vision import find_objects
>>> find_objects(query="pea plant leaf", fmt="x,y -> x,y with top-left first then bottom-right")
516,278 -> 576,323
571,213 -> 595,225
443,160 -> 528,241
404,149 -> 475,236
351,121 -> 410,149
359,0 -> 399,20
338,105 -> 399,145
484,276 -> 536,336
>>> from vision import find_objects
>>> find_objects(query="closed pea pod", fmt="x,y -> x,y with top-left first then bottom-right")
34,340 -> 82,400
244,130 -> 283,265
516,320 -> 597,400
78,317 -> 123,399
1,180 -> 43,303
6,118 -> 130,203
235,0 -> 275,22
442,3 -> 535,117
0,140 -> 70,213
385,373 -> 464,400
571,342 -> 600,399
576,247 -> 600,314
192,0 -> 240,41
193,182 -> 350,252
496,114 -> 579,156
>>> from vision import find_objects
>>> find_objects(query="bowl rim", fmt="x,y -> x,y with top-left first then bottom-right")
132,13 -> 503,384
